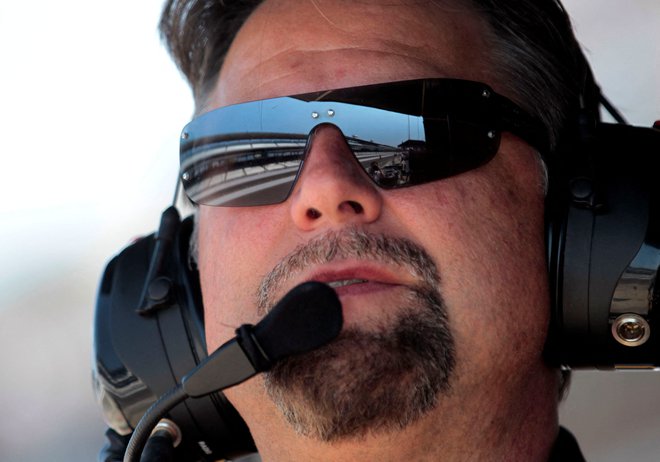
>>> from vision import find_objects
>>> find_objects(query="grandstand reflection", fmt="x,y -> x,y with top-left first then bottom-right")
181,132 -> 419,206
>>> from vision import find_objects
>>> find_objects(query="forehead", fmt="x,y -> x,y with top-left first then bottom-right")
209,0 -> 497,109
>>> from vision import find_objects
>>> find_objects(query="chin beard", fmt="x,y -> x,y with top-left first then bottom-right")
263,285 -> 455,442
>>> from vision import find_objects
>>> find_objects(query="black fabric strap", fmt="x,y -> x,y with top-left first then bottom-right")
548,427 -> 586,462
98,428 -> 130,462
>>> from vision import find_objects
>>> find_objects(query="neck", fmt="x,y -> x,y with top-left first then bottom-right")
231,365 -> 561,462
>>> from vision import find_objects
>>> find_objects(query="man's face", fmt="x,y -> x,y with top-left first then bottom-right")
197,0 -> 555,442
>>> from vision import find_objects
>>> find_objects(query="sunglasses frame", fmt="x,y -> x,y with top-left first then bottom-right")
180,78 -> 548,207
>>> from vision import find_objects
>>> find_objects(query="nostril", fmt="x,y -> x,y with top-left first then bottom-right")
306,202 -> 363,219
346,201 -> 364,214
306,208 -> 322,219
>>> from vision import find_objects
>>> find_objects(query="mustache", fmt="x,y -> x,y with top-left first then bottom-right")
256,228 -> 441,314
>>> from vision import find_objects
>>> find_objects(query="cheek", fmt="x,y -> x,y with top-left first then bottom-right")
399,147 -> 549,367
198,206 -> 286,350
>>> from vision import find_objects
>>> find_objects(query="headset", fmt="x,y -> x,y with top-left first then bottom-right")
92,11 -> 660,462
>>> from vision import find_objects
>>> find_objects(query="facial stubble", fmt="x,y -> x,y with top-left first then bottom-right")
256,229 -> 456,442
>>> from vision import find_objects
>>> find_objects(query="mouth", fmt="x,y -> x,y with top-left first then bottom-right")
303,262 -> 411,295
313,272 -> 403,298
310,275 -> 406,326
326,278 -> 369,288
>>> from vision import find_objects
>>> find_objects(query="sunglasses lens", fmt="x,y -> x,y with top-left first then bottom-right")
182,120 -> 499,206
181,143 -> 307,207
354,118 -> 500,189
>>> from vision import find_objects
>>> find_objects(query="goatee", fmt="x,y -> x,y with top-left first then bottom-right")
258,229 -> 456,441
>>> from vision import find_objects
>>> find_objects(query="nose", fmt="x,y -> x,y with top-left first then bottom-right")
289,124 -> 383,231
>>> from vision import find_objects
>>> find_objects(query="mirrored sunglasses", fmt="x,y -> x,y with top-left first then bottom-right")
180,78 -> 547,207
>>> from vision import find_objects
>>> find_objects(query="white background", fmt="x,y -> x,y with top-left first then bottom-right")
0,1 -> 658,460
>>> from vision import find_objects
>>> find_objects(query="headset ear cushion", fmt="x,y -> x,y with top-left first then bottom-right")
544,124 -> 660,368
543,164 -> 570,366
94,214 -> 256,460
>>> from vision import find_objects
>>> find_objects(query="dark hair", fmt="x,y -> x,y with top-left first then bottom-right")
159,0 -> 596,148
159,0 -> 263,108
469,0 -> 599,147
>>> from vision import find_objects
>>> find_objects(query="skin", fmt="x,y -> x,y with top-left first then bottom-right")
197,1 -> 559,460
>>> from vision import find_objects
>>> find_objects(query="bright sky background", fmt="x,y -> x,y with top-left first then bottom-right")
0,2 -> 192,459
0,1 -> 658,461
0,1 -> 192,301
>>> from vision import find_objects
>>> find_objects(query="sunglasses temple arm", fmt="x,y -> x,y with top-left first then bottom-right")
171,174 -> 182,207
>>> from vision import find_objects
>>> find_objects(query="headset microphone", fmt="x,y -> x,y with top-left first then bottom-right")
183,281 -> 343,397
123,281 -> 343,462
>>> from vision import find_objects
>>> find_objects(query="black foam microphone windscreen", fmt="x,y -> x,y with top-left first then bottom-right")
248,281 -> 343,363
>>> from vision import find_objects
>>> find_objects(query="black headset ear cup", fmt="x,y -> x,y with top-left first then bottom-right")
544,124 -> 660,368
93,214 -> 256,460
